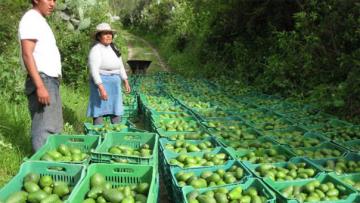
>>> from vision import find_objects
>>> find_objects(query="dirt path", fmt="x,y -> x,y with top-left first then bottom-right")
126,34 -> 170,73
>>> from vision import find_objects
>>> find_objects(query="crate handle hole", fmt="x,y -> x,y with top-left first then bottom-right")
69,138 -> 85,143
46,166 -> 66,172
113,168 -> 134,173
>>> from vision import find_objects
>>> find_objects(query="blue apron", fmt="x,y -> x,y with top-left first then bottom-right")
87,74 -> 124,117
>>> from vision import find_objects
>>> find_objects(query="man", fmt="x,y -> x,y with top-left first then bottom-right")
19,0 -> 63,151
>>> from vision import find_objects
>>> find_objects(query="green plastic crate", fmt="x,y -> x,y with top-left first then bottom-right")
201,116 -> 245,129
268,173 -> 358,203
164,147 -> 234,169
231,145 -> 297,166
0,161 -> 85,202
159,136 -> 222,153
83,118 -> 130,135
191,107 -> 235,121
157,130 -> 212,141
290,141 -> 348,160
29,134 -> 101,164
150,112 -> 193,121
68,163 -> 158,203
325,124 -> 360,143
343,139 -> 360,153
170,160 -> 253,191
310,152 -> 360,175
210,125 -> 264,143
262,126 -> 308,138
301,118 -> 352,133
250,116 -> 294,132
219,135 -> 278,151
182,178 -> 276,203
330,173 -> 360,192
247,157 -> 324,185
91,132 -> 158,165
274,132 -> 329,148
153,117 -> 202,133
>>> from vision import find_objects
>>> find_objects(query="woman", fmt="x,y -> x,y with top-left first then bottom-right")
87,22 -> 131,125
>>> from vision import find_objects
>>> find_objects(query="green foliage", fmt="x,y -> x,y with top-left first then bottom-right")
127,0 -> 360,123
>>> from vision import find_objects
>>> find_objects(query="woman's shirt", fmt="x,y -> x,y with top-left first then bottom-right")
88,43 -> 128,85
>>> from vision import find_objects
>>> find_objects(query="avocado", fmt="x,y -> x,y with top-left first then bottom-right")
82,198 -> 96,203
103,188 -> 124,203
214,192 -> 228,203
5,191 -> 27,203
24,181 -> 40,193
53,181 -> 70,197
28,190 -> 48,203
39,176 -> 53,188
40,194 -> 60,203
24,173 -> 40,184
87,186 -> 103,199
91,173 -> 106,188
135,183 -> 149,195
197,194 -> 216,203
120,196 -> 135,203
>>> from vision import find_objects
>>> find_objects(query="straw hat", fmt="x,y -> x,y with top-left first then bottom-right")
94,23 -> 116,36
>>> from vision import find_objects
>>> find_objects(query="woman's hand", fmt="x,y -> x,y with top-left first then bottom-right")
124,80 -> 131,93
98,84 -> 108,100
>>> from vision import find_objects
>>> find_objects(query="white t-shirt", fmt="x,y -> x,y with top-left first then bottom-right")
18,9 -> 61,77
88,43 -> 128,85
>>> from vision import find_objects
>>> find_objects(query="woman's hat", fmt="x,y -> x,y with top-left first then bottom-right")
94,23 -> 116,36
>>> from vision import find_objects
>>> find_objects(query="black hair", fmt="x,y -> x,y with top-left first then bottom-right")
110,43 -> 121,57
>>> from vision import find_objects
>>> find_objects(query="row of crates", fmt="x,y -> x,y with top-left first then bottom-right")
135,74 -> 360,203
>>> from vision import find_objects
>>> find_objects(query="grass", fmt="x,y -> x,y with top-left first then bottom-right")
61,85 -> 91,133
0,85 -> 91,188
0,99 -> 31,187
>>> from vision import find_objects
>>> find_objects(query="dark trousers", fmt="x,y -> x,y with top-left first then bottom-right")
25,73 -> 63,151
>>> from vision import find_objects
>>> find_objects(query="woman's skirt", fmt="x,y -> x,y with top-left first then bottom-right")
86,74 -> 124,117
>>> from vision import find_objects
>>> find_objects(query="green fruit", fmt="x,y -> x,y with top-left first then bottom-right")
91,173 -> 106,188
39,176 -> 53,188
47,150 -> 62,160
72,154 -> 82,162
135,183 -> 149,195
121,196 -> 135,203
228,187 -> 242,200
58,144 -> 70,156
43,186 -> 52,194
326,188 -> 339,197
70,147 -> 82,155
190,179 -> 207,189
197,195 -> 216,203
24,181 -> 40,193
28,190 -> 48,203
87,186 -> 103,199
83,199 -> 96,203
251,196 -> 263,203
24,173 -> 40,184
40,194 -> 60,203
214,193 -> 228,203
200,171 -> 213,179
5,191 -> 28,203
134,194 -> 147,203
187,191 -> 199,200
53,181 -> 70,197
96,196 -> 107,203
103,188 -> 124,203
208,173 -> 221,183
239,195 -> 251,203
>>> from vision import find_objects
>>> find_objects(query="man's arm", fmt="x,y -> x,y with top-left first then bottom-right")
21,39 -> 50,105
